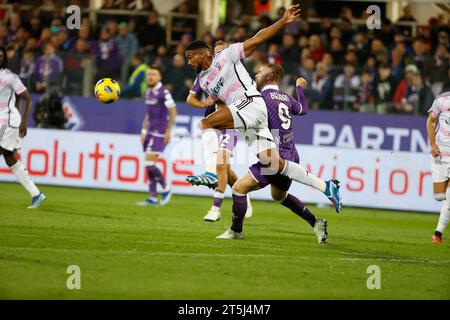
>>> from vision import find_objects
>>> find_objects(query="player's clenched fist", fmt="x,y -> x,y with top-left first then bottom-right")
296,77 -> 308,89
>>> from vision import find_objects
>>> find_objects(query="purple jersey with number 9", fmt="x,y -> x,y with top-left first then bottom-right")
259,84 -> 308,161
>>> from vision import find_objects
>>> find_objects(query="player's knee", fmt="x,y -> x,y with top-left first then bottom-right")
271,190 -> 287,202
433,193 -> 446,201
216,162 -> 228,173
145,160 -> 156,167
3,151 -> 16,167
231,181 -> 246,195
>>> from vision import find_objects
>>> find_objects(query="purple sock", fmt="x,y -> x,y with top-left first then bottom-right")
148,165 -> 167,189
148,175 -> 157,198
231,193 -> 247,233
212,191 -> 224,209
281,194 -> 316,227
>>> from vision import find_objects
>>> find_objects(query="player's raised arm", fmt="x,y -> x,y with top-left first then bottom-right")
243,4 -> 301,57
292,77 -> 309,116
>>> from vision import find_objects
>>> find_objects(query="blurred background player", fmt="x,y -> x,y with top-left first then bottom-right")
217,65 -> 327,242
0,46 -> 45,208
186,41 -> 252,222
137,66 -> 177,206
427,91 -> 450,244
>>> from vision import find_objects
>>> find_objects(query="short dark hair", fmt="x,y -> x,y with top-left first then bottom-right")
185,40 -> 209,52
265,63 -> 284,82
149,64 -> 162,75
133,52 -> 145,62
214,40 -> 228,48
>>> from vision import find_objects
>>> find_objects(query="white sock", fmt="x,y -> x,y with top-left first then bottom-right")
436,187 -> 450,233
11,161 -> 40,197
212,191 -> 224,211
202,128 -> 218,174
281,160 -> 326,192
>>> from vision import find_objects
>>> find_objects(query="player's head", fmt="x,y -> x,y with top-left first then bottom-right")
0,46 -> 7,69
185,40 -> 211,73
147,65 -> 162,87
213,40 -> 228,54
255,63 -> 284,90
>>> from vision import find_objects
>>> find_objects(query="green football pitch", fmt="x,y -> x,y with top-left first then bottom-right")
0,182 -> 449,299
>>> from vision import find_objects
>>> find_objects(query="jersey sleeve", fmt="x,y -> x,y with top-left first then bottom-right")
189,76 -> 202,95
11,74 -> 27,95
163,88 -> 176,108
428,97 -> 441,117
223,42 -> 245,63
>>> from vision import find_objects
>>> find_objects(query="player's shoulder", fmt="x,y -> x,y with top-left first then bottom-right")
434,92 -> 450,106
0,68 -> 16,79
436,91 -> 450,100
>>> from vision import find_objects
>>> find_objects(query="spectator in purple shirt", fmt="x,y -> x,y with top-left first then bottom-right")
33,42 -> 63,92
91,26 -> 123,81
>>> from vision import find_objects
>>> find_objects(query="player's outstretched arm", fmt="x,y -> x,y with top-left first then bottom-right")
17,90 -> 32,138
243,4 -> 301,57
427,113 -> 440,157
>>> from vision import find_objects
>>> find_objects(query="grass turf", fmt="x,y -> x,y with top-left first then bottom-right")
0,182 -> 449,299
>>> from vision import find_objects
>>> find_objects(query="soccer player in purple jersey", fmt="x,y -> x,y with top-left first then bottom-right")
217,64 -> 328,242
137,66 -> 177,206
186,41 -> 253,221
184,5 -> 341,223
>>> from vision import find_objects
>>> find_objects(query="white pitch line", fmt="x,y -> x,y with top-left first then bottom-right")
0,246 -> 449,265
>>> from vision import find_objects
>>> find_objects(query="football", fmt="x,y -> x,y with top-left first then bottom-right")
94,78 -> 121,104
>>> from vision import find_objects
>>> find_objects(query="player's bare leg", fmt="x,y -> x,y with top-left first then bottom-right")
1,147 -> 45,208
187,107 -> 235,188
257,147 -> 342,213
432,180 -> 450,244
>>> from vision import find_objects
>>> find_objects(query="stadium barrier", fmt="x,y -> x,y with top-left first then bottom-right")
0,95 -> 439,213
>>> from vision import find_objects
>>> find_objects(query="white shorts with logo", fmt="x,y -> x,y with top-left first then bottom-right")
228,96 -> 276,155
431,156 -> 450,183
0,124 -> 21,152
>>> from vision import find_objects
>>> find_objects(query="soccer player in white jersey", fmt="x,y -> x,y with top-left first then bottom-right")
184,5 -> 341,232
0,47 -> 46,208
427,91 -> 450,244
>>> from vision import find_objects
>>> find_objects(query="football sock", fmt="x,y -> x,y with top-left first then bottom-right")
148,175 -> 157,198
202,129 -> 218,175
147,165 -> 166,189
436,187 -> 450,233
281,194 -> 316,227
11,161 -> 40,197
212,191 -> 224,211
280,160 -> 326,192
231,191 -> 247,233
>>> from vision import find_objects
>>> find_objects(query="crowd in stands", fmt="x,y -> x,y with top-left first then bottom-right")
0,0 -> 449,116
